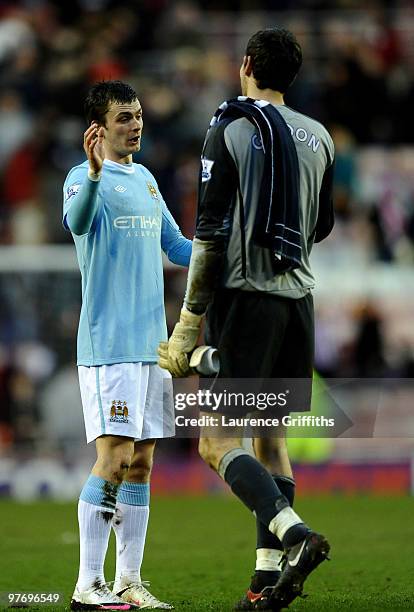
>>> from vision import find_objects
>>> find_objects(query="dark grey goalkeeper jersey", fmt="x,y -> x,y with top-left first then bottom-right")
195,103 -> 335,299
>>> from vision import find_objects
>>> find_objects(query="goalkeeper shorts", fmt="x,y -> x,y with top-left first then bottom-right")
205,288 -> 314,378
202,288 -> 314,415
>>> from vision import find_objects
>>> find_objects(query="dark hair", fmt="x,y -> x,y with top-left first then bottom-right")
246,28 -> 302,93
84,80 -> 138,125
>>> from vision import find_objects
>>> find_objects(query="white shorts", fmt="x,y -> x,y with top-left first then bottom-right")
78,363 -> 175,444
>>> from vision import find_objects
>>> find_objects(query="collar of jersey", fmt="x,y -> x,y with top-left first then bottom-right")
103,159 -> 135,174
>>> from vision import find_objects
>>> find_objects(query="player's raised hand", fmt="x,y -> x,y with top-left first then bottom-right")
84,122 -> 105,176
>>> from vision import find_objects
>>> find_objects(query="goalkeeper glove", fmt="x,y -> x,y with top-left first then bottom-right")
158,308 -> 203,377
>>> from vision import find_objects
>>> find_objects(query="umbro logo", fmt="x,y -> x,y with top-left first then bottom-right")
114,185 -> 127,193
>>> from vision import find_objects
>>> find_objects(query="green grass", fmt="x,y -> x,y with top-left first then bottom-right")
0,495 -> 414,611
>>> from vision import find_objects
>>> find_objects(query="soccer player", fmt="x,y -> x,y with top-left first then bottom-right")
63,80 -> 191,611
159,29 -> 334,610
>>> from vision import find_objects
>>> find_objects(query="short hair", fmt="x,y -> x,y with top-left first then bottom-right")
84,80 -> 138,125
246,28 -> 302,93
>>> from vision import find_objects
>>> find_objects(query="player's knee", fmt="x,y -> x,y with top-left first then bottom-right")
254,436 -> 289,473
97,449 -> 133,484
111,456 -> 132,483
198,437 -> 211,465
127,454 -> 153,482
198,437 -> 220,471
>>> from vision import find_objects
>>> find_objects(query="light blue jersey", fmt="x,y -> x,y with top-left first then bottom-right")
63,159 -> 192,366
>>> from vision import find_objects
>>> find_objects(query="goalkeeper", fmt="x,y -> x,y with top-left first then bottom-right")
159,29 -> 334,611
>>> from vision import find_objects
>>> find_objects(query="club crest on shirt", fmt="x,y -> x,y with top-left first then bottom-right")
65,183 -> 81,201
147,182 -> 159,199
109,400 -> 129,423
201,158 -> 214,182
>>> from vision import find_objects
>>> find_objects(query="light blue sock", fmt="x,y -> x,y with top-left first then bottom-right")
77,475 -> 120,591
117,481 -> 150,506
114,482 -> 150,587
80,474 -> 119,510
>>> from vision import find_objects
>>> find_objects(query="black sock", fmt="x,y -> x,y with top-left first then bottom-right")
277,476 -> 308,551
282,523 -> 309,548
256,475 -> 296,551
250,570 -> 280,593
223,454 -> 290,528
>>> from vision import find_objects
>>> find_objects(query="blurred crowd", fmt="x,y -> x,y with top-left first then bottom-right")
1,0 -> 414,455
0,0 -> 414,246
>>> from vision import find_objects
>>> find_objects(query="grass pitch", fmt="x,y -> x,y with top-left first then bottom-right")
0,495 -> 413,611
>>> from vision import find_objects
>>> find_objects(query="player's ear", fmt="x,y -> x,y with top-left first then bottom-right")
244,55 -> 253,76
